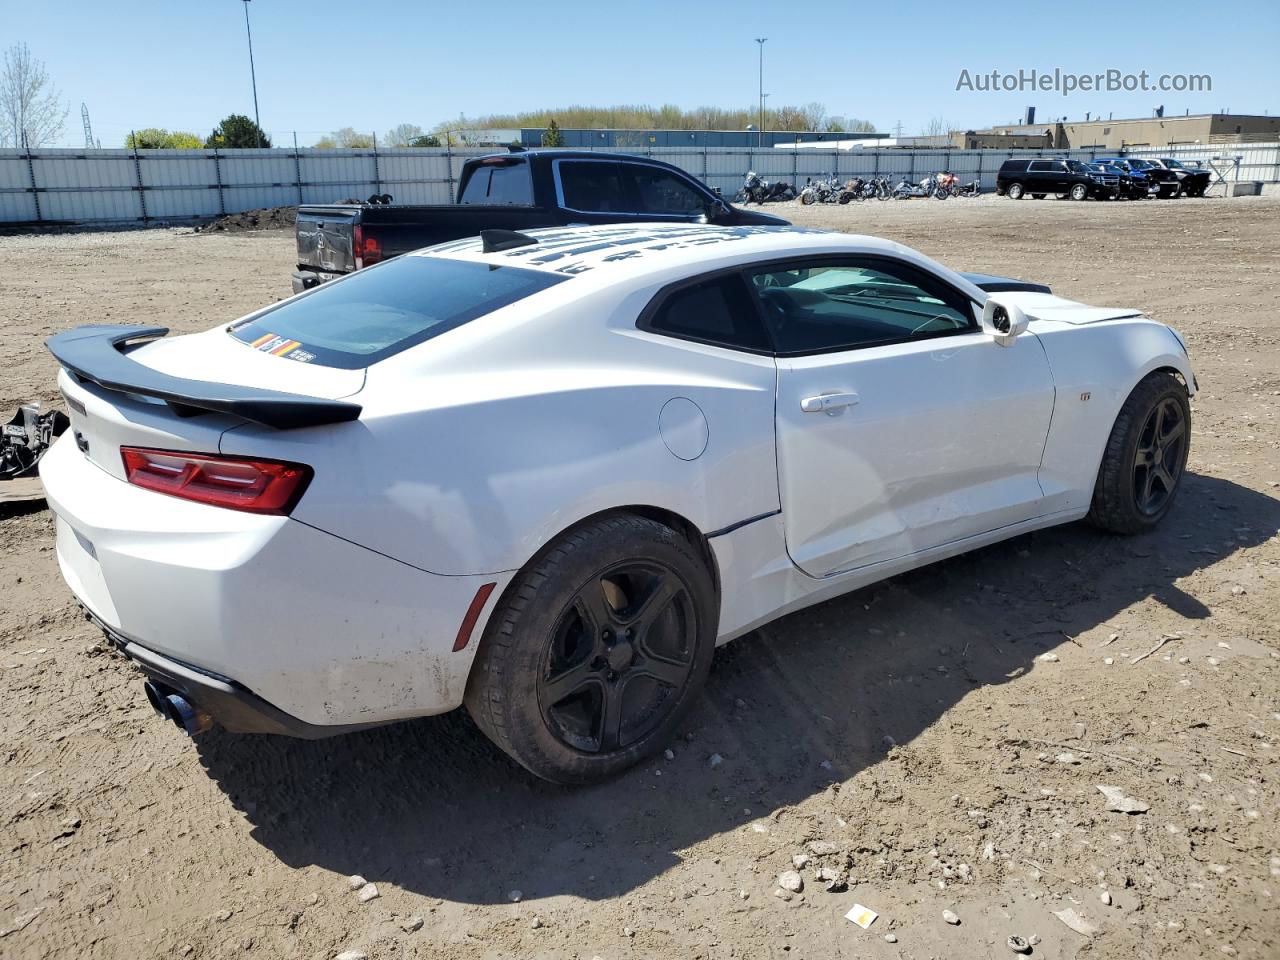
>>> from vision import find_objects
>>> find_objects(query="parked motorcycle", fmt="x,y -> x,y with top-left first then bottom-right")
738,172 -> 796,204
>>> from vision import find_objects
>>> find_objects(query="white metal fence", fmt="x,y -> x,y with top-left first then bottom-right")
2,142 -> 1277,225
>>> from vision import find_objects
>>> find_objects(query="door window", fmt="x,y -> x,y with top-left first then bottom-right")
748,259 -> 975,354
632,167 -> 707,215
459,161 -> 533,205
557,161 -> 632,212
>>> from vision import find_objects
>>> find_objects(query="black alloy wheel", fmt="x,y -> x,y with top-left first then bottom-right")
537,562 -> 696,754
1132,397 -> 1187,517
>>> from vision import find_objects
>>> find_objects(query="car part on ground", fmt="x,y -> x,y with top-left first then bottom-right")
1,404 -> 68,481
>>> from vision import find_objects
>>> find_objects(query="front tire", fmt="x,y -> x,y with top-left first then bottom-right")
1070,183 -> 1089,201
1087,372 -> 1191,534
464,514 -> 717,784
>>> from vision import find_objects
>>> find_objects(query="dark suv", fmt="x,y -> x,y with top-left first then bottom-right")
996,158 -> 1109,200
1146,158 -> 1211,197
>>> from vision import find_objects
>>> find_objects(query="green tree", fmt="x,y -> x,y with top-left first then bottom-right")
125,128 -> 201,149
408,133 -> 440,147
541,118 -> 564,147
205,114 -> 270,148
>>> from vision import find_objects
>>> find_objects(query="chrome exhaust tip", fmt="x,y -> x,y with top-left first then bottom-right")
164,693 -> 213,736
142,681 -> 212,735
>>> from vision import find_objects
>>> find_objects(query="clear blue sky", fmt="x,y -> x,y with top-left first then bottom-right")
6,0 -> 1278,146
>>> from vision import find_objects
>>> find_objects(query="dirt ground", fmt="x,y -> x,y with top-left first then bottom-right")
2,194 -> 1278,960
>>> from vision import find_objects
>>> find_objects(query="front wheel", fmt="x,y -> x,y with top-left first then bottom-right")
464,514 -> 717,784
1087,372 -> 1191,534
1070,183 -> 1089,201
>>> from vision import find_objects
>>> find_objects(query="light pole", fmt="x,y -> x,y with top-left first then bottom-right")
242,0 -> 262,146
755,38 -> 767,148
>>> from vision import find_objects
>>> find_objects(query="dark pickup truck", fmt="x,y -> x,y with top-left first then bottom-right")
292,149 -> 788,293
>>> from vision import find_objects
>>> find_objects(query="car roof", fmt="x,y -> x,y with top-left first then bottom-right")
416,223 -> 911,281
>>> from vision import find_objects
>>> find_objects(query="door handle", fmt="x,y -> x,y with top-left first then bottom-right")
801,392 -> 860,414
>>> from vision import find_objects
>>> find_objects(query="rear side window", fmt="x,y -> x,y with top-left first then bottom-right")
1000,160 -> 1028,173
557,161 -> 633,212
230,256 -> 565,369
1028,160 -> 1064,172
459,161 -> 533,205
642,274 -> 771,352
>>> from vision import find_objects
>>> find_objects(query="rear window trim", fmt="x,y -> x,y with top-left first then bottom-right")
228,255 -> 567,370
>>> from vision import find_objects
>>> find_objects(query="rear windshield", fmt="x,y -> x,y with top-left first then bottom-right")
459,160 -> 533,205
229,256 -> 564,368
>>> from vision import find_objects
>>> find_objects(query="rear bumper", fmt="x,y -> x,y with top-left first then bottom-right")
91,612 -> 381,737
40,434 -> 511,731
291,269 -> 346,295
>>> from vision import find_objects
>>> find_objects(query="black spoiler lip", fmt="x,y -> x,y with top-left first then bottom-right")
45,324 -> 362,430
959,272 -> 1052,295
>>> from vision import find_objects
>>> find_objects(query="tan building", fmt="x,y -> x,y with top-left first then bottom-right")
952,114 -> 1278,151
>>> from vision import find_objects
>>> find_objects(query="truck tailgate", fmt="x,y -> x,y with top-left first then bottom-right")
296,208 -> 358,273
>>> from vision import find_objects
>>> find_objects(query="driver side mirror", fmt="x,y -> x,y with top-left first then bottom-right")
981,295 -> 1029,347
702,198 -> 733,223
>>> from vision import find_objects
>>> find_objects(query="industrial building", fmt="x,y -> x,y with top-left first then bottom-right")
951,112 -> 1279,150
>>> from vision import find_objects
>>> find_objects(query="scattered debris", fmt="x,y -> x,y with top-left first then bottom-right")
1100,891 -> 1113,906
0,908 -> 43,938
815,866 -> 847,892
400,916 -> 424,933
357,883 -> 379,903
981,841 -> 996,861
1097,784 -> 1150,814
1038,653 -> 1060,663
346,875 -> 367,891
214,910 -> 232,922
791,853 -> 811,870
708,753 -> 723,768
942,909 -> 961,925
1008,934 -> 1031,954
806,840 -> 840,856
623,925 -> 635,937
334,951 -> 368,960
1098,633 -> 1120,647
1131,634 -> 1181,665
1056,752 -> 1082,765
844,904 -> 878,929
1053,906 -> 1100,937
777,871 -> 804,893
508,889 -> 523,902
883,932 -> 898,942
663,749 -> 675,761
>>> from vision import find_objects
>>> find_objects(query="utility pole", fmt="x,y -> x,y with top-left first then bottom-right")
242,0 -> 262,146
755,38 -> 767,148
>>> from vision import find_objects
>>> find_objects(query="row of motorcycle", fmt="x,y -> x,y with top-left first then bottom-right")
734,171 -> 981,204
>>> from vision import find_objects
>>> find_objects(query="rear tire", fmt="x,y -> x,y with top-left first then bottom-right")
1087,372 -> 1191,534
1007,182 -> 1025,199
464,514 -> 717,784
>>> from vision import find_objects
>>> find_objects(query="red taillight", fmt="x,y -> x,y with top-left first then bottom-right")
120,447 -> 312,515
353,224 -> 381,269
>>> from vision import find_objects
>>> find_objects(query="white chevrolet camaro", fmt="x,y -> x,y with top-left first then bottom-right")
42,223 -> 1195,783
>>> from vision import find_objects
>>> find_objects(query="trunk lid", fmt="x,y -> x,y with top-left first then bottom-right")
54,326 -> 363,481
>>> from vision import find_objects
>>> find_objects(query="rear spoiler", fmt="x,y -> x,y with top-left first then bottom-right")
959,272 -> 1052,295
46,325 -> 362,430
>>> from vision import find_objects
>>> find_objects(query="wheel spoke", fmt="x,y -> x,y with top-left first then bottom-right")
1154,463 -> 1176,494
632,655 -> 689,688
574,580 -> 616,637
623,577 -> 680,634
1141,466 -> 1156,506
1161,414 -> 1186,447
597,683 -> 626,752
542,659 -> 598,706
